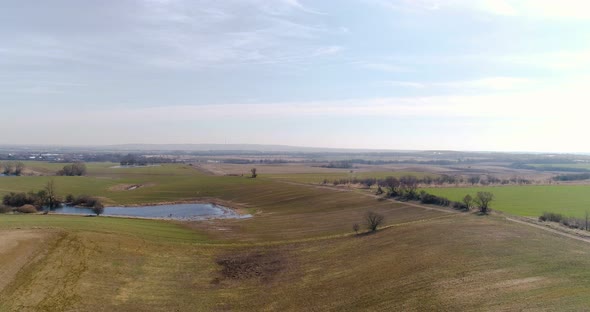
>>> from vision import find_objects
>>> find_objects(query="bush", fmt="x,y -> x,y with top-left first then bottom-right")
70,195 -> 100,207
3,192 -> 36,207
92,201 -> 105,216
540,212 -> 564,223
16,204 -> 38,213
420,192 -> 451,207
0,205 -> 12,213
56,162 -> 87,176
452,202 -> 468,210
538,215 -> 547,222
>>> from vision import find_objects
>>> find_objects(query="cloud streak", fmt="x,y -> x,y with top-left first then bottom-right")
371,0 -> 590,19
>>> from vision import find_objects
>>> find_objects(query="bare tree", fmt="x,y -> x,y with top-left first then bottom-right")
250,168 -> 257,178
364,178 -> 376,189
352,223 -> 360,234
475,192 -> 494,214
382,176 -> 400,197
400,175 -> 418,197
365,211 -> 385,232
462,194 -> 473,210
3,162 -> 14,175
468,175 -> 481,185
14,162 -> 25,176
44,179 -> 60,210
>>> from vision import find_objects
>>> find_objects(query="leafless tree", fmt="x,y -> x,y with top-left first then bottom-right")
352,223 -> 360,234
366,211 -> 385,232
14,162 -> 25,176
44,179 -> 60,209
462,194 -> 473,210
400,175 -> 418,196
3,162 -> 14,175
382,176 -> 400,196
250,168 -> 257,178
475,192 -> 494,214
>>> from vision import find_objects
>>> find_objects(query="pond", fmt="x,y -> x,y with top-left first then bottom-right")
109,164 -> 162,169
51,203 -> 251,221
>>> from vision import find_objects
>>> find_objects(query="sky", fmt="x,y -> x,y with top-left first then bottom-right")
1,0 -> 590,152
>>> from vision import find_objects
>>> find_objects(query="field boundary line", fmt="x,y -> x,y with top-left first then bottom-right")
504,217 -> 590,244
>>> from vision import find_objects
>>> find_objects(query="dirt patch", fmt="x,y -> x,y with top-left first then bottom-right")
108,183 -> 156,192
0,229 -> 56,293
214,250 -> 287,283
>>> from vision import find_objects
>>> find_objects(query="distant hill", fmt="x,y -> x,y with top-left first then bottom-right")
101,144 -> 401,153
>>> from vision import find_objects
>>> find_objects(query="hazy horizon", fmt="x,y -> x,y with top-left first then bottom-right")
2,142 -> 589,155
2,1 -> 590,153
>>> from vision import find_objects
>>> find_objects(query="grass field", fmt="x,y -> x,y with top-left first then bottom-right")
4,162 -> 590,310
424,184 -> 590,218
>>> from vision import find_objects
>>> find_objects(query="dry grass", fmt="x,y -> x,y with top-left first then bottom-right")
4,162 -> 590,310
0,229 -> 55,293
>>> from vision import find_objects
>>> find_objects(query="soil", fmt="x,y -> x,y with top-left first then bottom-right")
214,250 -> 287,283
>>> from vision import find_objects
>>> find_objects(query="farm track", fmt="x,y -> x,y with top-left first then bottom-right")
504,216 -> 590,244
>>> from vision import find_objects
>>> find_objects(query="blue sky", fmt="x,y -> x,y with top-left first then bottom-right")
1,0 -> 589,152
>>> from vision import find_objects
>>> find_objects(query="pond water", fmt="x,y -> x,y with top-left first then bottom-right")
51,203 -> 251,221
109,164 -> 161,169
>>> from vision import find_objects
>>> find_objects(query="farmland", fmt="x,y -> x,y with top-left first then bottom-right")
3,160 -> 590,310
424,185 -> 590,218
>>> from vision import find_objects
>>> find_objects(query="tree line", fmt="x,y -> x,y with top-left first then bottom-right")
56,162 -> 87,176
1,161 -> 25,176
1,180 -> 104,216
324,174 -> 532,188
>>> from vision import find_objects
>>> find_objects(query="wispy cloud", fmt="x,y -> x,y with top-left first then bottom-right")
384,76 -> 533,91
370,0 -> 590,19
358,62 -> 411,72
384,80 -> 425,88
0,0 -> 342,72
313,45 -> 343,56
437,77 -> 532,90
43,76 -> 585,125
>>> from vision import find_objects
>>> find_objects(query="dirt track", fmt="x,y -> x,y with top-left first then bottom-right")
0,230 -> 53,292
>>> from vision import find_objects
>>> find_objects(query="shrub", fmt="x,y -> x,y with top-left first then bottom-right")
540,212 -> 564,223
538,215 -> 547,222
56,162 -> 87,176
3,192 -> 36,207
0,205 -> 12,213
71,195 -> 100,207
16,204 -> 38,213
453,202 -> 468,210
420,192 -> 451,207
65,194 -> 75,203
92,201 -> 105,216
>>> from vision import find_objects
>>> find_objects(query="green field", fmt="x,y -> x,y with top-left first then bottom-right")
424,185 -> 590,218
4,162 -> 590,310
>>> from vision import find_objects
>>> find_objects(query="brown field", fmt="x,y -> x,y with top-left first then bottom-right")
3,162 -> 590,310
